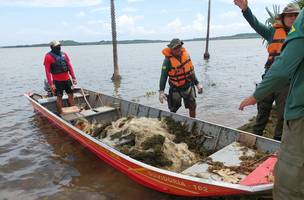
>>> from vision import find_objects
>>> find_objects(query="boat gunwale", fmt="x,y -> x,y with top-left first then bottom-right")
24,91 -> 275,193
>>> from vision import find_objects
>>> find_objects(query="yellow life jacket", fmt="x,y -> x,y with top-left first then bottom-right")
265,23 -> 287,68
162,47 -> 194,88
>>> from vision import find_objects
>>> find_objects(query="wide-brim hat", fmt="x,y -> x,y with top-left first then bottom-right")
50,40 -> 61,47
280,3 -> 301,17
167,38 -> 184,49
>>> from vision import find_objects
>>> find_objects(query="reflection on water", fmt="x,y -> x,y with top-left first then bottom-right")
0,39 -> 266,199
112,79 -> 121,98
1,114 -> 168,200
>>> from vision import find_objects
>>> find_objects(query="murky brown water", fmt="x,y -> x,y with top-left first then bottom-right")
0,39 -> 267,199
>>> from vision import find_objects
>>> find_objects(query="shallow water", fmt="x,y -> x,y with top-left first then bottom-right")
0,39 -> 267,199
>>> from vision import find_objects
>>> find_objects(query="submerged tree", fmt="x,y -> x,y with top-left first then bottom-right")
203,0 -> 211,60
110,0 -> 121,81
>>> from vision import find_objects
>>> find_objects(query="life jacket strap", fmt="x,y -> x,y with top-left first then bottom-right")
272,39 -> 285,44
169,70 -> 193,78
265,52 -> 281,68
174,59 -> 190,69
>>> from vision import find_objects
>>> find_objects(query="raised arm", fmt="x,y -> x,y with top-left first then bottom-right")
234,0 -> 274,42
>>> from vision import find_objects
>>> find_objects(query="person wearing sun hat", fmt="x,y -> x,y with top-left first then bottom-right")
159,38 -> 203,118
239,9 -> 304,199
234,0 -> 300,141
44,40 -> 77,114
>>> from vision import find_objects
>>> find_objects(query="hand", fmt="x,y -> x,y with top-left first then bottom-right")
234,0 -> 248,11
159,91 -> 167,104
196,83 -> 203,94
72,78 -> 77,85
239,96 -> 257,110
50,84 -> 56,94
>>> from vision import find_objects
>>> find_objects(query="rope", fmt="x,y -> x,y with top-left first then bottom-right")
80,87 -> 93,110
96,94 -> 104,106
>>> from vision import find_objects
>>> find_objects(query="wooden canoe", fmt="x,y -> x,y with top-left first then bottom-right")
24,88 -> 280,197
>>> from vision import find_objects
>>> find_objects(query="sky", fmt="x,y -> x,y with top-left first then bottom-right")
0,0 -> 291,46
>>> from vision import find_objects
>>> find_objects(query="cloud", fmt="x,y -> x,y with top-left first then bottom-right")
0,0 -> 102,7
161,9 -> 168,13
192,14 -> 204,32
167,18 -> 183,32
210,22 -> 252,37
76,11 -> 86,17
61,21 -> 68,26
87,20 -> 104,25
76,25 -> 103,35
127,0 -> 144,2
166,13 -> 205,34
122,7 -> 137,13
220,11 -> 238,18
90,6 -> 109,13
117,14 -> 155,36
117,15 -> 140,26
2,0 -> 291,45
221,0 -> 289,4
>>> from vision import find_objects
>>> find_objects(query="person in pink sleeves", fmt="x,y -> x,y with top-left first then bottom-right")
44,40 -> 77,114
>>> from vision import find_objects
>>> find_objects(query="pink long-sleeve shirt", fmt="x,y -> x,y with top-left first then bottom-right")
44,52 -> 76,86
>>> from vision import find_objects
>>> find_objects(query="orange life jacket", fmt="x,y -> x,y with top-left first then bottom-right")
265,23 -> 287,68
162,47 -> 194,88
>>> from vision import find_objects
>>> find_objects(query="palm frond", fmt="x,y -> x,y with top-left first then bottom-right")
265,7 -> 274,19
265,5 -> 280,28
273,4 -> 280,16
263,5 -> 281,45
293,0 -> 304,9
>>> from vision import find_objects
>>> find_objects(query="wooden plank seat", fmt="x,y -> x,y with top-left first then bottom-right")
182,142 -> 256,182
61,106 -> 80,114
61,106 -> 117,121
37,92 -> 89,104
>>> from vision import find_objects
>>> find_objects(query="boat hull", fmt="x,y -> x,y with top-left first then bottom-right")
25,91 -> 277,197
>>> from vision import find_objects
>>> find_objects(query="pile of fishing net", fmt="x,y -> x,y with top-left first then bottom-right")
74,117 -> 199,172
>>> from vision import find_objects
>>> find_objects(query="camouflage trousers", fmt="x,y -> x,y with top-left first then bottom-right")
253,87 -> 288,140
273,118 -> 304,200
167,86 -> 196,113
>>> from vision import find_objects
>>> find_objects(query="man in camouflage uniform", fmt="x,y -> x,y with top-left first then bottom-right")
234,0 -> 300,140
159,39 -> 203,118
239,9 -> 304,200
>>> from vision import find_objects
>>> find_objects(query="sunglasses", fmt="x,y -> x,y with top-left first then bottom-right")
284,13 -> 299,18
172,45 -> 182,50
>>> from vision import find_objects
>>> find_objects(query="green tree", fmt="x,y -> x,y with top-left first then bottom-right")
293,0 -> 304,9
262,4 -> 281,45
265,1 -> 303,28
265,4 -> 281,28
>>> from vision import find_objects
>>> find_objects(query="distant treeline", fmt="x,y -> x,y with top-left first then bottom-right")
1,33 -> 260,48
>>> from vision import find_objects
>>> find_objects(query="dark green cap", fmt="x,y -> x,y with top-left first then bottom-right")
167,38 -> 184,49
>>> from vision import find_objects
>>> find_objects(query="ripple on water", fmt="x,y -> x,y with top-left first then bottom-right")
0,40 -> 266,199
0,158 -> 34,175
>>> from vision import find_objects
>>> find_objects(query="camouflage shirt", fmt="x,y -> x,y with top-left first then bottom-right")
254,9 -> 304,120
